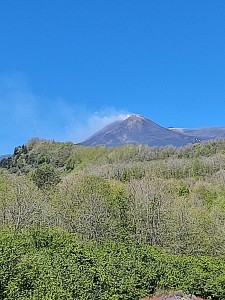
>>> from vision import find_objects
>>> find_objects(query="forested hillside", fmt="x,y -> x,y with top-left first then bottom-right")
1,138 -> 225,299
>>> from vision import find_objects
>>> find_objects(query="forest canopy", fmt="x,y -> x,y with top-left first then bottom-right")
1,138 -> 225,299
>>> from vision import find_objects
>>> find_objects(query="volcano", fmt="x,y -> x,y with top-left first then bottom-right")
80,114 -> 200,147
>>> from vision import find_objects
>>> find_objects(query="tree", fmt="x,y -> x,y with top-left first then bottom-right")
31,163 -> 60,190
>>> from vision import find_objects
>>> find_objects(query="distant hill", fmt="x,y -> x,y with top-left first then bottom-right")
80,114 -> 200,147
169,127 -> 225,139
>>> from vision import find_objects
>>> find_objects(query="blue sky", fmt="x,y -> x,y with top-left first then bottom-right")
1,1 -> 225,154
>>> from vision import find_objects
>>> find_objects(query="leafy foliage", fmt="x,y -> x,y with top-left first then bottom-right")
30,163 -> 61,189
0,229 -> 225,299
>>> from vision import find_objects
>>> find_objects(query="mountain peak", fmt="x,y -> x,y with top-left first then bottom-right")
124,114 -> 148,126
80,114 -> 199,147
126,114 -> 145,121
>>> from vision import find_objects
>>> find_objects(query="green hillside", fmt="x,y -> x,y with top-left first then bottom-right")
1,138 -> 225,299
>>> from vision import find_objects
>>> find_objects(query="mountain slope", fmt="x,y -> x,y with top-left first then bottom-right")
0,154 -> 10,161
80,114 -> 200,147
169,127 -> 225,139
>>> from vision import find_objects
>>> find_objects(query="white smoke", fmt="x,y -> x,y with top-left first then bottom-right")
66,110 -> 131,143
0,72 -> 131,153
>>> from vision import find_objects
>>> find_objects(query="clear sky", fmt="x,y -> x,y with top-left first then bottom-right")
1,0 -> 225,154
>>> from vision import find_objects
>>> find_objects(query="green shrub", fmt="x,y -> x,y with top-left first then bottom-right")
1,229 -> 225,300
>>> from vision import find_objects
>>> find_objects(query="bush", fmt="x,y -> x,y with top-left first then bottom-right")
1,229 -> 225,299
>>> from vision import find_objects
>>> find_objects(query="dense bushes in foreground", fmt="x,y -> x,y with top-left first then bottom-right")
0,229 -> 225,300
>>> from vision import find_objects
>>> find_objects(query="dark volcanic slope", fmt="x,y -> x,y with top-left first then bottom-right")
0,154 -> 10,161
80,114 -> 200,147
170,127 -> 225,140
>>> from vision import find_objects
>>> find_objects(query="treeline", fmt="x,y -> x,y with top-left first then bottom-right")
1,138 -> 225,174
1,138 -> 225,299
